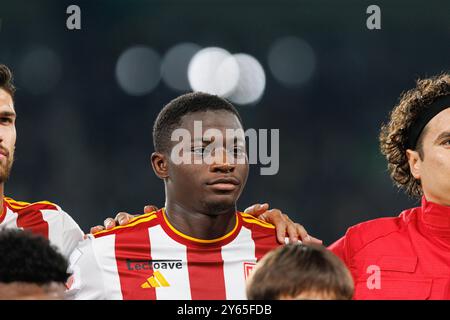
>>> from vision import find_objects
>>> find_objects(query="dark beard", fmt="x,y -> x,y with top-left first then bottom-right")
0,157 -> 13,183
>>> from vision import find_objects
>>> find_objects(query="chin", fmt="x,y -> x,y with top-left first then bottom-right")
203,196 -> 237,214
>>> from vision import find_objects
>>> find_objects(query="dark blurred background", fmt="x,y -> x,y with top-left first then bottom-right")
0,0 -> 449,245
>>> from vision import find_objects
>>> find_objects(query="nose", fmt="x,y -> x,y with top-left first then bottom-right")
209,148 -> 236,173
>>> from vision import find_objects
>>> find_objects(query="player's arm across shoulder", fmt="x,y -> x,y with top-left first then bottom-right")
65,236 -> 106,300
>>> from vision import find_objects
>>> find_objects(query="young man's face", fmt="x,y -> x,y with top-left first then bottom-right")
0,88 -> 16,183
162,110 -> 249,214
409,108 -> 450,205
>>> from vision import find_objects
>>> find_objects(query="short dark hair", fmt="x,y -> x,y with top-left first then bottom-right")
379,73 -> 450,197
246,244 -> 354,300
0,64 -> 16,97
153,92 -> 243,153
0,229 -> 69,285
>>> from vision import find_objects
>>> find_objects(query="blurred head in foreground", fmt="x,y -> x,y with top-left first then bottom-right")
0,229 -> 69,300
246,243 -> 354,300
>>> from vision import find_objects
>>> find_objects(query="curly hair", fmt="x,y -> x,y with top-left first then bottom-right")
0,64 -> 16,97
379,73 -> 450,198
0,229 -> 69,284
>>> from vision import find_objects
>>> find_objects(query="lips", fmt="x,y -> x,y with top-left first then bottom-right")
0,147 -> 9,159
207,177 -> 240,191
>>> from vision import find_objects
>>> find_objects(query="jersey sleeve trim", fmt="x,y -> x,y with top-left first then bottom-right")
93,212 -> 158,238
240,213 -> 275,229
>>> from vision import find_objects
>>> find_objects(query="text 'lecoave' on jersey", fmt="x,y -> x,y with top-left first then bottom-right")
0,197 -> 84,258
67,208 -> 279,300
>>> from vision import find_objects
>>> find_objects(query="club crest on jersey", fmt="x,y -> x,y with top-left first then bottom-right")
141,271 -> 170,288
244,262 -> 256,280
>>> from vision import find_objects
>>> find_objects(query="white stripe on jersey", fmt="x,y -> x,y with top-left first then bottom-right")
0,207 -> 19,229
92,234 -> 123,300
221,226 -> 256,300
42,209 -> 64,254
148,225 -> 192,300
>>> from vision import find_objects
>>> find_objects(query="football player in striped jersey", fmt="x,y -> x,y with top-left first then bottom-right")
0,64 -> 84,258
0,63 -> 316,265
67,92 -> 301,299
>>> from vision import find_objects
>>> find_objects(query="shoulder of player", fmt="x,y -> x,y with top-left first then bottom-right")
343,209 -> 417,255
239,212 -> 275,233
4,196 -> 62,214
92,210 -> 160,239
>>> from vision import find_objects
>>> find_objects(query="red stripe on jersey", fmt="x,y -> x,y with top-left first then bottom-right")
186,246 -> 226,299
0,200 -> 6,224
15,204 -> 56,239
115,224 -> 156,300
242,218 -> 279,261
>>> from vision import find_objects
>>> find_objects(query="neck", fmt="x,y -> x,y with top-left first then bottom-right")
422,191 -> 450,207
164,198 -> 237,240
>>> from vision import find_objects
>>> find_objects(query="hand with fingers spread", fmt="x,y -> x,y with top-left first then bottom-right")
244,203 -> 322,245
89,205 -> 159,235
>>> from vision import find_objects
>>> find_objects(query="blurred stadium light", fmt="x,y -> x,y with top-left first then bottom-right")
268,36 -> 316,87
188,47 -> 265,105
161,42 -> 201,92
19,46 -> 62,95
115,45 -> 161,96
188,47 -> 239,97
225,53 -> 266,105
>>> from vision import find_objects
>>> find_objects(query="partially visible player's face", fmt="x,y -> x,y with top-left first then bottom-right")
164,110 -> 249,213
0,282 -> 65,300
0,89 -> 16,183
410,108 -> 450,205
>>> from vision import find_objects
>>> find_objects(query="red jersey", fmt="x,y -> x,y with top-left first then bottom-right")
329,196 -> 450,300
67,208 -> 279,300
0,197 -> 84,258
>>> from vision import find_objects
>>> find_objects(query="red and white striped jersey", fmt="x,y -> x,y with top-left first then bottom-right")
0,197 -> 84,258
67,208 -> 279,300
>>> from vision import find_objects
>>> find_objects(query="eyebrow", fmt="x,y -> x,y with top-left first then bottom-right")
434,131 -> 450,142
0,111 -> 16,118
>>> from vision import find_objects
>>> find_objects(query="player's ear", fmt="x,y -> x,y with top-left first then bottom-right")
406,149 -> 421,180
151,152 -> 169,179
